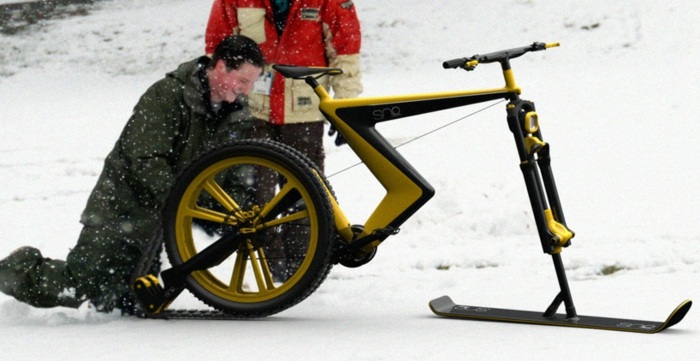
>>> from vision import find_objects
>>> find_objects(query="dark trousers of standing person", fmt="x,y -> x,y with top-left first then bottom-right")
251,120 -> 325,280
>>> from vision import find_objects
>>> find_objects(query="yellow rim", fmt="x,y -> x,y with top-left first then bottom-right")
174,156 -> 320,303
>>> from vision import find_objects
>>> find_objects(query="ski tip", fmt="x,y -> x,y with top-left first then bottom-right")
429,295 -> 456,314
664,299 -> 692,330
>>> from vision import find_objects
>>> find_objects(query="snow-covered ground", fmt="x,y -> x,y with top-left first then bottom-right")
0,0 -> 698,359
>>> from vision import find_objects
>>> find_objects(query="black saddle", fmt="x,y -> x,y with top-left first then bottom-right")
273,65 -> 343,79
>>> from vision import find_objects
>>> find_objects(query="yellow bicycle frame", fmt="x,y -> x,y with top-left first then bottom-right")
310,73 -> 520,249
278,42 -> 573,260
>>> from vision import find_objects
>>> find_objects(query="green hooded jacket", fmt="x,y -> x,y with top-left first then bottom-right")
0,57 -> 254,312
82,56 -> 252,226
74,56 -> 255,310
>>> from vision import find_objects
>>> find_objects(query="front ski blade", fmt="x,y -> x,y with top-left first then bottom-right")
429,296 -> 691,334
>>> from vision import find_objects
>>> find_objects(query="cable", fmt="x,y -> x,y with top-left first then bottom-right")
326,99 -> 506,178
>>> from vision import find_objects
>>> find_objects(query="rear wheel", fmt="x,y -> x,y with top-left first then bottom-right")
163,139 -> 335,317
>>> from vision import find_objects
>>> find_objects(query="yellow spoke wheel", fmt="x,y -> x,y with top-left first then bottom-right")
163,140 -> 335,317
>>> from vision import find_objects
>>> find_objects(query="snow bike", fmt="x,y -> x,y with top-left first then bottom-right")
131,42 -> 691,331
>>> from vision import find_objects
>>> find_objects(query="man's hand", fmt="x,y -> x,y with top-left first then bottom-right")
328,124 -> 347,146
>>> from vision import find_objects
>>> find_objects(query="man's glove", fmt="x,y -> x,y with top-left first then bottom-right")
328,124 -> 347,146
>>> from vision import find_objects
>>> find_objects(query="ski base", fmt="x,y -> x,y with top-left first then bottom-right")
429,296 -> 692,334
129,307 -> 253,320
150,309 -> 250,320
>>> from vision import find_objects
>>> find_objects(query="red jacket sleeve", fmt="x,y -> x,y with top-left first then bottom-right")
323,0 -> 362,56
205,0 -> 239,54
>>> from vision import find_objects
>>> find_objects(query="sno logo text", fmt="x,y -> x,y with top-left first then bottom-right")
372,106 -> 402,121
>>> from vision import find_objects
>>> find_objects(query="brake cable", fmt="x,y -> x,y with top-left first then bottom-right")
326,99 -> 507,178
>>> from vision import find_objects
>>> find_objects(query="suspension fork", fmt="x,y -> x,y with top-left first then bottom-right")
507,98 -> 578,318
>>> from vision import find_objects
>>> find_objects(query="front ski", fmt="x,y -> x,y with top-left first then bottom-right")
429,296 -> 692,334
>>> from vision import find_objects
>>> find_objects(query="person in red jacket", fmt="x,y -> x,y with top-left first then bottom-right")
205,0 -> 363,171
206,0 -> 362,279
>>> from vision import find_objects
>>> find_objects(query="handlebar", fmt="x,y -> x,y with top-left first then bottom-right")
443,42 -> 559,70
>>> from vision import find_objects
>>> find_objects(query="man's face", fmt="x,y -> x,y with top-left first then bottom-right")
209,60 -> 262,104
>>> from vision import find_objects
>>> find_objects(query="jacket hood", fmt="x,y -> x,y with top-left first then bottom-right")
168,57 -> 212,116
167,56 -> 245,116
